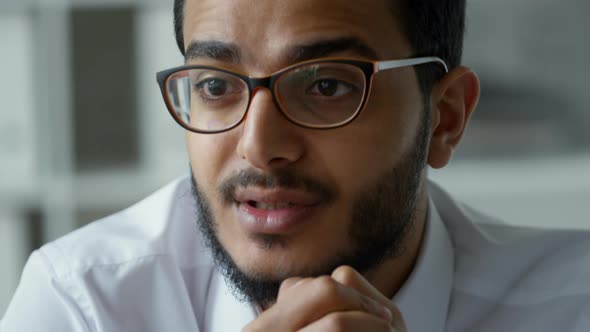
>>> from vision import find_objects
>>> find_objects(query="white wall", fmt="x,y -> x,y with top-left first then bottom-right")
430,154 -> 590,229
0,14 -> 37,200
0,13 -> 36,316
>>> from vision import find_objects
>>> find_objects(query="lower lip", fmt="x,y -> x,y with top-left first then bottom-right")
236,202 -> 316,234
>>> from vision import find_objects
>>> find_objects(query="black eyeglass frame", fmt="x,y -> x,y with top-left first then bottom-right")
156,56 -> 448,134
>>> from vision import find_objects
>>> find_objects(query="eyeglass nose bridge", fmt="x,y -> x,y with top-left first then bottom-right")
242,75 -> 286,121
246,76 -> 274,96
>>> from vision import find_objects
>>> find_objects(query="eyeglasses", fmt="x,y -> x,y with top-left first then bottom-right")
156,56 -> 448,133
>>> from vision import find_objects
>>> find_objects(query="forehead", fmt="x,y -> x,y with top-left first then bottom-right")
183,0 -> 410,68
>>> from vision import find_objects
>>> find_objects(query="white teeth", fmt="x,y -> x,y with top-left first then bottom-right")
254,202 -> 292,210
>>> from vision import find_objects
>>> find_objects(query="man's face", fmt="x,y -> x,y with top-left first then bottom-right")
184,0 -> 428,305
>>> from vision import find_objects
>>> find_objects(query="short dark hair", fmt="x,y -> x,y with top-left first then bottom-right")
172,0 -> 465,94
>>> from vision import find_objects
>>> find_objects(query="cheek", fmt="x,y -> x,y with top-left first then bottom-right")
370,75 -> 422,161
186,132 -> 236,190
309,71 -> 423,195
368,70 -> 424,147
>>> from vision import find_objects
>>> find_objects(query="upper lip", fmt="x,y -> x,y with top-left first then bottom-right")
233,187 -> 322,206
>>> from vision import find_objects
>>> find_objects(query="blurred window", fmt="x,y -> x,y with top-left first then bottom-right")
457,1 -> 589,159
71,7 -> 139,171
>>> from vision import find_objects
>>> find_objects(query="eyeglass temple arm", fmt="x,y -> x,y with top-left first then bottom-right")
376,56 -> 449,73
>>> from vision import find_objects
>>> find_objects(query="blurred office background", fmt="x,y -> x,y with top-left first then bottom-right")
1,0 -> 589,315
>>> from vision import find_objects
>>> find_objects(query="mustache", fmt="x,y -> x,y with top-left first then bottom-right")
218,168 -> 337,204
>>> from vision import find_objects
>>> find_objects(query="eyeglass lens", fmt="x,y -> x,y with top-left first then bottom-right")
165,62 -> 367,131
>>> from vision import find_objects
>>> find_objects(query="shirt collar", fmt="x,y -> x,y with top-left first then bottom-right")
204,272 -> 258,332
392,193 -> 455,332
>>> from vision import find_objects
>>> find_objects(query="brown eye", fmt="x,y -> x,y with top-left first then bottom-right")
196,78 -> 228,97
317,79 -> 339,96
308,79 -> 353,97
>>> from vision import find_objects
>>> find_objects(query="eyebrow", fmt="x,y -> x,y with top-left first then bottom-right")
184,37 -> 380,64
185,40 -> 241,63
288,37 -> 380,63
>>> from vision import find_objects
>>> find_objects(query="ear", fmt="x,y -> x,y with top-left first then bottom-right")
427,66 -> 480,169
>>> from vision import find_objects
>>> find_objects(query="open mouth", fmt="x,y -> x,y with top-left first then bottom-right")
234,187 -> 321,209
233,187 -> 322,234
246,201 -> 296,210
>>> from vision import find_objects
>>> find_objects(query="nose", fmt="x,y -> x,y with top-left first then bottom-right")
236,87 -> 305,170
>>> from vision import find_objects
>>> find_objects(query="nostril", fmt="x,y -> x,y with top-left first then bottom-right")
267,157 -> 295,168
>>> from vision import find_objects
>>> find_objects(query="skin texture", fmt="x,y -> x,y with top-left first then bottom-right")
181,0 -> 480,330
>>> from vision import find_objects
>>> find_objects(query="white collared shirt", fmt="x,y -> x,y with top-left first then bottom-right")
2,177 -> 590,331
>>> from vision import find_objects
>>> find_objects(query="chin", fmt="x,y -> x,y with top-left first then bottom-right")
234,240 -> 348,282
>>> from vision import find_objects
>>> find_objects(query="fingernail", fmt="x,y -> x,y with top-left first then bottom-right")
380,306 -> 393,322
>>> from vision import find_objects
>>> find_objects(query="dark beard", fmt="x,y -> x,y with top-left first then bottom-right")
190,110 -> 430,308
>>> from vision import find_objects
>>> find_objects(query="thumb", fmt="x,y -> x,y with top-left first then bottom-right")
331,265 -> 407,332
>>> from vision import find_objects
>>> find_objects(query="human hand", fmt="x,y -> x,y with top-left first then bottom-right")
243,265 -> 406,332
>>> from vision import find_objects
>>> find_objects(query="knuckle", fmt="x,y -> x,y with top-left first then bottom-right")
314,276 -> 341,298
278,277 -> 298,294
305,276 -> 345,309
331,265 -> 358,286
